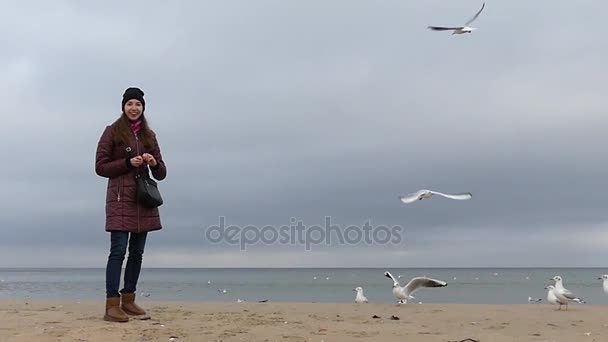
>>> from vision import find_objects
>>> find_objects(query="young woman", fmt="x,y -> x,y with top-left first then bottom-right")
95,87 -> 167,322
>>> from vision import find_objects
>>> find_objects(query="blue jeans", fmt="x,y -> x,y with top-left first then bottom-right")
105,232 -> 148,298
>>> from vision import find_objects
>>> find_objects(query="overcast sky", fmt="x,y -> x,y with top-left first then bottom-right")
1,0 -> 607,267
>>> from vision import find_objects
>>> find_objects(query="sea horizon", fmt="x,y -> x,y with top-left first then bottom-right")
2,266 -> 606,269
2,267 -> 607,305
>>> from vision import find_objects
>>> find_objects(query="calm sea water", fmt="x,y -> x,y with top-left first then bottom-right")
0,268 -> 607,305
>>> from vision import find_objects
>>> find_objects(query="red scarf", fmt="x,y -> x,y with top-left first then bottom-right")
130,120 -> 142,134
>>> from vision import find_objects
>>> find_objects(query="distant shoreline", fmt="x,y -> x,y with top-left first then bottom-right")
2,266 -> 607,269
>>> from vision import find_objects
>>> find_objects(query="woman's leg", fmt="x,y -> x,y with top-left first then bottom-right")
121,232 -> 148,294
104,231 -> 130,322
120,232 -> 149,317
106,232 -> 129,298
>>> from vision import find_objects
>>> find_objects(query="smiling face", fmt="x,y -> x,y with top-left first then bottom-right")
123,99 -> 143,121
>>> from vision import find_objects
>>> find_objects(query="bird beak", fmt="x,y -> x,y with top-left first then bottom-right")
598,277 -> 603,280
352,288 -> 356,291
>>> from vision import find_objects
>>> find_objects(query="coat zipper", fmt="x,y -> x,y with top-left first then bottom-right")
117,178 -> 122,202
134,131 -> 141,233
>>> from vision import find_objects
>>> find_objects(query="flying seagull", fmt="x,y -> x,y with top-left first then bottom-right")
428,2 -> 485,35
384,271 -> 447,304
399,189 -> 472,204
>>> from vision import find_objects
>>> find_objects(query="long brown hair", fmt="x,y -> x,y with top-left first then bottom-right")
112,113 -> 155,149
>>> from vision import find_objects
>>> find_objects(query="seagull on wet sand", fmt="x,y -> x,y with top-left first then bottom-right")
384,271 -> 447,304
550,276 -> 585,310
353,287 -> 368,303
428,2 -> 486,35
399,189 -> 472,204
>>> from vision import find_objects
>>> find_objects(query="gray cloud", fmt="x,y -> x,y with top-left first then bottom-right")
2,0 -> 607,267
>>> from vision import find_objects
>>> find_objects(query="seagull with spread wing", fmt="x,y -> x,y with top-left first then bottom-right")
384,271 -> 447,304
428,2 -> 485,35
399,189 -> 472,204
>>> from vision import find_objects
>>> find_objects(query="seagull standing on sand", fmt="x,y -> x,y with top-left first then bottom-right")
597,274 -> 608,294
384,271 -> 447,304
527,296 -> 542,304
544,285 -> 566,310
428,2 -> 486,35
353,287 -> 368,303
399,189 -> 472,204
550,276 -> 585,310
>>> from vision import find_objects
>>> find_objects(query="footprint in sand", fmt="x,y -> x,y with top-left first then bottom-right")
346,331 -> 380,338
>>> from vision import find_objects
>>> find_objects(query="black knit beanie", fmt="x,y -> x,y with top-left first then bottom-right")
121,87 -> 146,113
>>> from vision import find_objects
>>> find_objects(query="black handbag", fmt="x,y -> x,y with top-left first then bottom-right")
135,173 -> 163,208
126,146 -> 163,208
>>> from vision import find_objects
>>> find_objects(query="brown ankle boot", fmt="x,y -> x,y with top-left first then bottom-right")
104,297 -> 129,322
120,292 -> 148,317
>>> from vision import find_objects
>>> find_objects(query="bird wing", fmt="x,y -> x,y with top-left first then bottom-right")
384,271 -> 400,285
465,2 -> 485,26
403,277 -> 447,296
399,193 -> 420,203
430,191 -> 472,200
427,26 -> 462,31
560,288 -> 578,300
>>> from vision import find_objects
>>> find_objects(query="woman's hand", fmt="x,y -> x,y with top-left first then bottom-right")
130,156 -> 144,167
142,153 -> 157,167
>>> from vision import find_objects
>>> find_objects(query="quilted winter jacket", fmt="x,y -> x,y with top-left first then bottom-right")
95,122 -> 167,233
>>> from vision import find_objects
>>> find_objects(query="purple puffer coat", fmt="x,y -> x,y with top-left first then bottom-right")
95,122 -> 167,233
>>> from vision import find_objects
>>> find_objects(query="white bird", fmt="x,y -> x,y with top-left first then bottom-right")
353,287 -> 368,303
527,296 -> 542,304
384,271 -> 447,304
217,288 -> 227,294
544,285 -> 566,310
597,274 -> 608,294
399,189 -> 472,204
428,2 -> 486,35
550,276 -> 585,310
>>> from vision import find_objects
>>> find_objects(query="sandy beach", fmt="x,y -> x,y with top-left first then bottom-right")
1,301 -> 606,342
